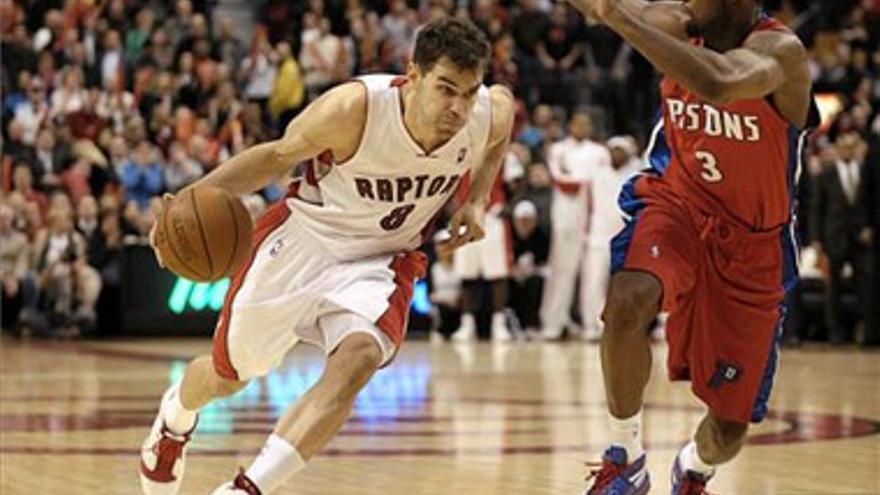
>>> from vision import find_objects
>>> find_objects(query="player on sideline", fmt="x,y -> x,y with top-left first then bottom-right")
564,0 -> 818,493
138,18 -> 514,495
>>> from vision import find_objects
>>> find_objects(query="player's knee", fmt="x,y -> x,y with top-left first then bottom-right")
215,377 -> 249,398
602,272 -> 661,332
331,334 -> 383,397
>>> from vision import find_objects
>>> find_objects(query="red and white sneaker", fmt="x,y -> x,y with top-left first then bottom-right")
211,469 -> 262,494
139,390 -> 198,495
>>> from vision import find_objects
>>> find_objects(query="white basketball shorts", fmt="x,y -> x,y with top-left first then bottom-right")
212,199 -> 426,381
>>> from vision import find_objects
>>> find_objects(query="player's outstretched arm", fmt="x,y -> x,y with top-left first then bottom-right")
440,85 -> 515,255
568,0 -> 692,39
184,82 -> 367,196
573,0 -> 805,105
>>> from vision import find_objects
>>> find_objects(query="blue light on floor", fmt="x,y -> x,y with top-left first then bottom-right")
411,280 -> 431,316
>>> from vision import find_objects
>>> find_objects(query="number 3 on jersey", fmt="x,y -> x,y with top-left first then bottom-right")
380,204 -> 415,231
696,150 -> 723,183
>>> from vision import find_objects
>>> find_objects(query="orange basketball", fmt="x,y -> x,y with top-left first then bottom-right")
153,186 -> 254,282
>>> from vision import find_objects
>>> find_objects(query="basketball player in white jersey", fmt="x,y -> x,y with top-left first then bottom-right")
540,112 -> 611,340
138,18 -> 514,495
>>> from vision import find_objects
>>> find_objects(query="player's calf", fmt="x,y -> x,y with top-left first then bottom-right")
670,414 -> 748,494
695,413 -> 748,465
213,334 -> 384,494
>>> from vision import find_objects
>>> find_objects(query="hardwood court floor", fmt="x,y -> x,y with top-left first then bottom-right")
1,336 -> 878,495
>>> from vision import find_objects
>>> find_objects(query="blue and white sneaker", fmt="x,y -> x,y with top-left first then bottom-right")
671,452 -> 714,494
583,446 -> 650,495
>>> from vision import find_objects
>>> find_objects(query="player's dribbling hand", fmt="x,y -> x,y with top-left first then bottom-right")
436,204 -> 485,257
148,193 -> 175,268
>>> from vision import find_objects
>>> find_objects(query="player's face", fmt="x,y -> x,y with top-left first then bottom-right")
410,57 -> 484,139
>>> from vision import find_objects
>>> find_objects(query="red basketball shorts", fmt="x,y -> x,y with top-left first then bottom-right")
611,178 -> 797,423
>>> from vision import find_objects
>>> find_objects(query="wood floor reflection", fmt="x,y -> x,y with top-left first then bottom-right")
1,336 -> 878,494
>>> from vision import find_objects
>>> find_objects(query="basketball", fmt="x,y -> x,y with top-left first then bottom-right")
153,186 -> 254,282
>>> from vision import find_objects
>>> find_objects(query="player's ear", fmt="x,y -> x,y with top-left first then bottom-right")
405,60 -> 421,83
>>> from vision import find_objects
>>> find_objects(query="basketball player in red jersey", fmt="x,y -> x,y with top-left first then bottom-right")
138,18 -> 514,495
565,0 -> 819,493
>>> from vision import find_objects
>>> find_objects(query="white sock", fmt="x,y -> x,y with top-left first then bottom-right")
461,313 -> 475,328
608,410 -> 645,461
162,383 -> 198,435
679,441 -> 715,476
245,435 -> 306,494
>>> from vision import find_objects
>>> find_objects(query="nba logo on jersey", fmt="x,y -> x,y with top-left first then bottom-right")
457,148 -> 467,164
708,360 -> 741,389
269,239 -> 285,258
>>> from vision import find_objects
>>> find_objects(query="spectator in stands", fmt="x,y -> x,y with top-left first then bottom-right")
216,17 -> 245,71
535,3 -> 583,109
509,200 -> 549,336
24,207 -> 101,338
511,0 -> 551,106
579,136 -> 641,341
121,142 -> 164,210
240,27 -> 277,118
12,161 -> 49,221
522,161 -> 553,233
164,0 -> 195,50
13,78 -> 49,146
0,203 -> 30,332
300,16 -> 350,97
90,208 -> 123,291
32,127 -> 67,191
517,104 -> 554,153
269,41 -> 305,129
3,70 -> 32,116
50,66 -> 87,118
541,112 -> 609,340
860,118 -> 879,347
811,132 -> 873,343
96,73 -> 136,134
125,8 -> 154,69
381,0 -> 417,72
5,119 -> 34,165
164,140 -> 204,192
429,236 -> 462,343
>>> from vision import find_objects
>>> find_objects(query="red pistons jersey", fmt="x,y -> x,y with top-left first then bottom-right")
638,16 -> 817,231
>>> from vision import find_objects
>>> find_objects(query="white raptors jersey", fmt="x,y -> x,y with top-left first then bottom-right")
287,74 -> 492,261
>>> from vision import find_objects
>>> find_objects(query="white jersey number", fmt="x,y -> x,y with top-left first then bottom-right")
696,150 -> 724,183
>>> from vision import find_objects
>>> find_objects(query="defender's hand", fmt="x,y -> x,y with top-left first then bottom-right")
566,0 -> 615,21
436,204 -> 485,257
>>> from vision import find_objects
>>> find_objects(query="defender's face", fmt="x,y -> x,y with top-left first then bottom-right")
682,0 -> 724,32
410,57 -> 483,139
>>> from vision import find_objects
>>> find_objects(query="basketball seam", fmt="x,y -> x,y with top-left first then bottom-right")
220,195 -> 239,277
191,188 -> 215,277
161,200 -> 206,279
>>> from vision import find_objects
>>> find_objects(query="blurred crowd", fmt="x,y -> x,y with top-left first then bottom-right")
0,0 -> 877,344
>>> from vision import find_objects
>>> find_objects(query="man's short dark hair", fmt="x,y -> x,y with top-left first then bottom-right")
412,17 -> 491,74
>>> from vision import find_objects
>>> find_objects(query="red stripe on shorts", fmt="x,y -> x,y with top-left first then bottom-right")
376,251 -> 427,350
212,186 -> 297,380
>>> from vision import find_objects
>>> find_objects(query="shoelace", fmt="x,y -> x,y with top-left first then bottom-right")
584,459 -> 626,491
